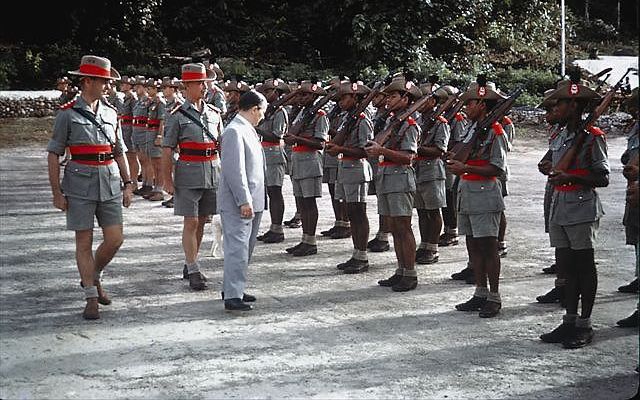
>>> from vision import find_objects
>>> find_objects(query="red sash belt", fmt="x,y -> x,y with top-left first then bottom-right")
292,144 -> 316,152
147,118 -> 161,130
133,116 -> 147,127
178,141 -> 218,161
379,160 -> 409,167
261,141 -> 282,147
554,169 -> 588,191
462,159 -> 496,181
119,115 -> 133,126
69,144 -> 114,165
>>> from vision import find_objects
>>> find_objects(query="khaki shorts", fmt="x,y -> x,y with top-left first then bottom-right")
336,182 -> 368,203
549,220 -> 599,250
292,177 -> 322,198
414,180 -> 446,210
134,141 -> 162,158
123,129 -> 135,153
377,192 -> 415,217
458,211 -> 501,238
322,167 -> 339,184
265,163 -> 286,187
66,195 -> 123,231
174,187 -> 217,217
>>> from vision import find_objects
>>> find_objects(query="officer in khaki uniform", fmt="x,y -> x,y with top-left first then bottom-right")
321,77 -> 351,240
160,77 -> 183,208
205,63 -> 227,114
47,55 -> 133,320
115,76 -> 140,191
163,63 -> 224,291
442,108 -> 468,250
413,84 -> 453,265
283,81 -> 330,257
255,78 -> 291,243
365,73 -> 421,292
131,75 -> 154,196
222,79 -> 251,126
446,78 -> 508,318
142,78 -> 167,201
325,81 -> 374,273
536,75 -> 609,349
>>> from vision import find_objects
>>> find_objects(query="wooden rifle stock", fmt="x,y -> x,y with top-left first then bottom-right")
418,95 -> 459,147
287,90 -> 336,137
331,82 -> 384,146
372,94 -> 434,146
443,98 -> 464,122
264,90 -> 298,120
553,67 -> 636,173
449,87 -> 524,163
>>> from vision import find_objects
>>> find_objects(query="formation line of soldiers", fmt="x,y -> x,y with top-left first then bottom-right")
48,55 -> 639,351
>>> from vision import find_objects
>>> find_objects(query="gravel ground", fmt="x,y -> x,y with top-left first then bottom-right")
0,136 -> 638,399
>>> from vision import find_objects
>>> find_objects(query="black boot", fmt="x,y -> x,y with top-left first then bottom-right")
438,233 -> 459,247
183,265 -> 207,281
262,231 -> 285,243
343,259 -> 369,274
618,278 -> 639,293
286,242 -> 303,254
392,275 -> 417,292
455,296 -> 486,311
378,271 -> 403,287
479,300 -> 501,318
451,266 -> 472,281
330,226 -> 351,239
291,243 -> 317,257
367,238 -> 390,252
563,327 -> 594,349
540,323 -> 575,343
542,263 -> 557,274
188,272 -> 208,291
536,286 -> 562,304
616,310 -> 639,328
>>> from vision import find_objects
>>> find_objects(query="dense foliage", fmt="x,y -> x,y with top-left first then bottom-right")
1,0 -> 637,105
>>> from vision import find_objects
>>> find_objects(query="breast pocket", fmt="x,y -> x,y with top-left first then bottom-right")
62,164 -> 95,197
70,116 -> 94,139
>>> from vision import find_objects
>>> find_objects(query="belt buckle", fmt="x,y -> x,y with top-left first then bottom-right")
97,153 -> 106,162
205,148 -> 212,157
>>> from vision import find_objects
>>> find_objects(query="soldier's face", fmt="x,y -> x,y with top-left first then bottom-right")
82,77 -> 108,99
135,85 -> 146,96
464,100 -> 484,120
185,81 -> 206,99
120,83 -> 131,92
386,91 -> 408,112
338,94 -> 356,110
551,100 -> 575,123
163,87 -> 175,98
372,93 -> 386,108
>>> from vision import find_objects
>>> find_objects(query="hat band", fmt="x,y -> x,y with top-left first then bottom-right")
182,71 -> 207,81
79,64 -> 111,78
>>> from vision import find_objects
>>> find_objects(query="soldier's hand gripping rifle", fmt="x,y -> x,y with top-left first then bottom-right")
418,93 -> 460,147
286,89 -> 337,138
447,87 -> 524,163
331,81 -> 385,146
551,67 -> 637,176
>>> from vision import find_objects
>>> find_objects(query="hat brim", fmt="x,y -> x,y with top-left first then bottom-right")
68,67 -> 121,81
460,90 -> 506,102
178,77 -> 216,83
543,85 -> 601,103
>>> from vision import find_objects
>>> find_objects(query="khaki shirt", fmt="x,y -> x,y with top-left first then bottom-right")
323,105 -> 346,169
163,100 -> 223,189
256,106 -> 288,165
549,126 -> 609,226
415,114 -> 450,183
290,107 -> 329,180
47,96 -> 125,201
132,95 -> 150,142
375,114 -> 419,194
338,109 -> 374,184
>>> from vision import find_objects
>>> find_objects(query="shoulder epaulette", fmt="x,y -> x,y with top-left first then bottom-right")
170,103 -> 183,115
492,121 -> 505,135
502,116 -> 513,125
455,113 -> 465,122
60,99 -> 76,110
588,126 -> 605,136
437,115 -> 448,124
206,103 -> 221,114
407,116 -> 417,126
359,112 -> 366,119
317,109 -> 327,117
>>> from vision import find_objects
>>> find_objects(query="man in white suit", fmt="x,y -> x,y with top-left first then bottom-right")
219,90 -> 267,312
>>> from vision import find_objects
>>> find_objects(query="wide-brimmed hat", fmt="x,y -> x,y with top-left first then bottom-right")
161,76 -> 180,88
133,75 -> 147,86
68,55 -> 121,81
56,76 -> 71,85
298,80 -> 328,96
207,63 -> 224,80
541,77 -> 601,105
144,78 -> 158,88
179,63 -> 216,82
537,88 -> 557,109
223,79 -> 251,93
459,76 -> 507,102
260,78 -> 291,93
337,81 -> 371,97
324,76 -> 348,91
433,85 -> 459,103
382,74 -> 423,99
119,76 -> 134,86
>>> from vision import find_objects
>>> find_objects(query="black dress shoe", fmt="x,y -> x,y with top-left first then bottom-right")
292,243 -> 317,257
378,272 -> 402,287
330,227 -> 351,239
618,278 -> 639,293
536,286 -> 563,304
343,259 -> 369,274
540,323 -> 575,343
221,292 -> 257,303
321,226 -> 336,237
262,231 -> 285,243
416,250 -> 439,265
183,265 -> 207,281
451,266 -> 473,281
438,233 -> 459,247
224,298 -> 253,312
465,273 -> 476,284
286,242 -> 303,254
455,296 -> 486,311
188,272 -> 208,291
391,275 -> 417,292
562,327 -> 594,349
542,263 -> 557,274
617,310 -> 639,327
368,238 -> 390,252
479,301 -> 501,318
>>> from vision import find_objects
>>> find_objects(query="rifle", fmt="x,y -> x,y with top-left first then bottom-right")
552,67 -> 637,174
371,93 -> 434,146
443,97 -> 465,123
448,87 -> 524,163
264,90 -> 299,121
331,81 -> 385,146
418,94 -> 460,146
287,90 -> 337,137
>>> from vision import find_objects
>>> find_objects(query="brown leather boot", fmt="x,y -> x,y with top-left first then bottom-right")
82,298 -> 100,320
95,281 -> 112,305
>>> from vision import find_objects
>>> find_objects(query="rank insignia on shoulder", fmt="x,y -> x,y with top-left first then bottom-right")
407,116 -> 417,126
587,126 -> 605,136
206,104 -> 221,114
317,109 -> 327,117
455,113 -> 465,122
491,121 -> 505,135
60,99 -> 76,110
359,112 -> 366,119
502,116 -> 513,125
437,115 -> 448,124
169,103 -> 183,115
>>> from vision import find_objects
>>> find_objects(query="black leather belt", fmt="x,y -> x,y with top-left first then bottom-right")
71,153 -> 115,162
179,148 -> 217,157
